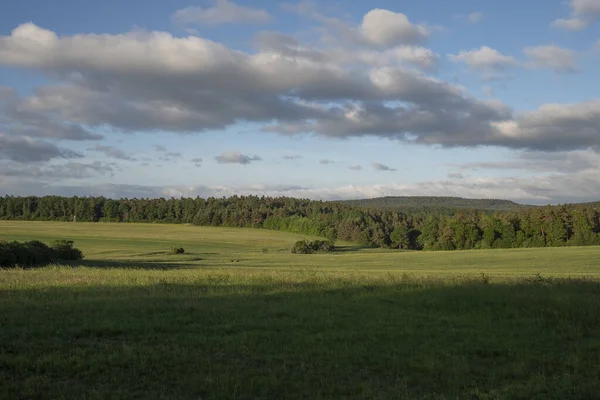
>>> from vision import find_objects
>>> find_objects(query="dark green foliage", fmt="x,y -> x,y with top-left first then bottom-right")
1,195 -> 600,251
51,240 -> 84,261
170,247 -> 185,254
341,196 -> 526,211
0,240 -> 83,268
291,240 -> 335,254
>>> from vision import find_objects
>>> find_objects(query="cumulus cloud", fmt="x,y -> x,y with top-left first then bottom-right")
215,151 -> 261,164
255,26 -> 439,71
191,157 -> 203,167
172,0 -> 271,26
0,86 -> 102,141
552,0 -> 600,30
360,9 -> 429,47
451,45 -> 578,76
88,145 -> 136,161
449,46 -> 517,78
486,99 -> 600,151
0,22 -> 597,155
337,46 -> 441,71
0,133 -> 83,162
523,45 -> 578,73
285,3 -> 431,49
373,162 -> 396,171
552,18 -> 588,30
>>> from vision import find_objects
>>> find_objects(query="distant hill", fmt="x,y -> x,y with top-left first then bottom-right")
338,196 -> 528,211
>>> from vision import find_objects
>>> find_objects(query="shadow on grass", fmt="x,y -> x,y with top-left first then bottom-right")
333,245 -> 370,253
2,278 -> 600,399
66,257 -> 202,269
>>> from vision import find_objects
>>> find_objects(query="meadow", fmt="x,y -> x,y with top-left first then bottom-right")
1,220 -> 600,399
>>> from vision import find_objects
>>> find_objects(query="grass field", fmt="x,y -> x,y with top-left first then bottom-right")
2,221 -> 600,399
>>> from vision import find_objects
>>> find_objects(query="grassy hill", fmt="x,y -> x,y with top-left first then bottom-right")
1,220 -> 599,275
339,196 -> 528,211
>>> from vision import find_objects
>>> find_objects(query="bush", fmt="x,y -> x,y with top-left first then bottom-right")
291,240 -> 311,254
170,247 -> 185,254
51,240 -> 84,261
291,240 -> 335,254
0,241 -> 19,267
0,239 -> 83,268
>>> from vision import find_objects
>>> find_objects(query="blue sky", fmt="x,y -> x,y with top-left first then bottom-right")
1,0 -> 600,203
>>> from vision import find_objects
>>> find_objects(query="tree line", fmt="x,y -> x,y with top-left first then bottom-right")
1,195 -> 600,250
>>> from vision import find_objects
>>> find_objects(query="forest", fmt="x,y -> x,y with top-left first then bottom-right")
0,195 -> 599,250
341,196 -> 524,211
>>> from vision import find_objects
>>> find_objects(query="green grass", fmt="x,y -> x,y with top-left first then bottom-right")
1,221 -> 600,399
1,220 -> 600,277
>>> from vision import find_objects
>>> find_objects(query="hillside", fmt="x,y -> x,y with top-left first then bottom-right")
339,196 -> 528,211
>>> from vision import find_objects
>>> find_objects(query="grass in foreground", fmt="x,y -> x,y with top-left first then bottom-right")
2,269 -> 600,399
1,221 -> 600,399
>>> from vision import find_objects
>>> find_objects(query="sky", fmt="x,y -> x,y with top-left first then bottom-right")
1,0 -> 600,204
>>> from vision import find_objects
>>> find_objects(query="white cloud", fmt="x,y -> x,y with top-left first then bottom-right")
360,9 -> 429,47
0,23 -> 598,155
488,99 -> 600,150
552,0 -> 600,30
215,151 -> 261,164
0,85 -> 103,141
450,45 -> 578,77
551,18 -> 588,30
523,45 -> 578,73
449,46 -> 517,78
385,46 -> 440,70
172,0 -> 271,26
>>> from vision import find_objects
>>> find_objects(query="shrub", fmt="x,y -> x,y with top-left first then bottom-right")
170,247 -> 185,254
0,241 -> 19,267
0,239 -> 83,268
291,240 -> 335,254
51,240 -> 84,261
291,240 -> 311,254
